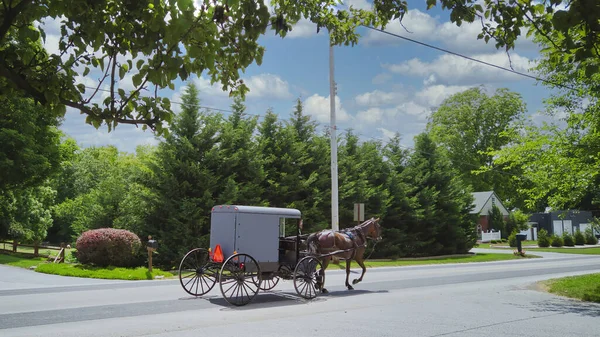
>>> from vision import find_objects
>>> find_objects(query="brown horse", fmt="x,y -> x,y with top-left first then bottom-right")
306,217 -> 382,293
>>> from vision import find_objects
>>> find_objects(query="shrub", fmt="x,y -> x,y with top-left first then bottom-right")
550,234 -> 564,247
574,230 -> 586,246
75,228 -> 142,267
585,228 -> 599,245
508,231 -> 518,248
562,232 -> 575,247
538,229 -> 550,247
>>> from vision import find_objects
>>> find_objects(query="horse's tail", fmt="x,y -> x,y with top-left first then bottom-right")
306,232 -> 319,255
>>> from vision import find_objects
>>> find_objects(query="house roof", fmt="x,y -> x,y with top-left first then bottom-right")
470,191 -> 496,214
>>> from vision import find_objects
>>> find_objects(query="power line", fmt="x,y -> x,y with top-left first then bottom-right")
361,25 -> 578,92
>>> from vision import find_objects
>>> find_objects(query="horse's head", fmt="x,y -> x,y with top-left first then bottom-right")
366,217 -> 382,242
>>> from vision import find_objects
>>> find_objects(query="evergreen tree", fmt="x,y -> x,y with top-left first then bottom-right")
284,98 -> 329,232
145,82 -> 222,267
374,133 -> 414,258
401,133 -> 477,256
488,204 -> 506,237
215,96 -> 264,204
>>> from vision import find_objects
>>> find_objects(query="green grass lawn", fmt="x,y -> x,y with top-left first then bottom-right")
0,253 -> 46,268
1,252 -> 174,280
477,243 -> 600,255
325,253 -> 540,270
35,263 -> 174,280
476,240 -> 537,249
541,273 -> 600,303
529,247 -> 600,254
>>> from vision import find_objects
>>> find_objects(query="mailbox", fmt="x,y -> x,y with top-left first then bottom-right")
147,236 -> 158,251
515,234 -> 527,253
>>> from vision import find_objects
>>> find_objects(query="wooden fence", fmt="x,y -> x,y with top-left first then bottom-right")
0,240 -> 67,263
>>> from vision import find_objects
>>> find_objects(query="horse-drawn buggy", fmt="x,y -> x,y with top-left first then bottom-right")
178,205 -> 382,306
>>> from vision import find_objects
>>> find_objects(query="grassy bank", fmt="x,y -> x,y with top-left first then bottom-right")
326,252 -> 539,269
478,244 -> 600,255
35,263 -> 174,280
0,253 -> 46,268
1,252 -> 174,280
530,247 -> 600,255
541,273 -> 600,303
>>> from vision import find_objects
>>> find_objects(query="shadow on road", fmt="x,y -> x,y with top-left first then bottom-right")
521,299 -> 600,318
209,289 -> 389,310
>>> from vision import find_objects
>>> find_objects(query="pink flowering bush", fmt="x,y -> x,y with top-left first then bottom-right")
75,228 -> 142,267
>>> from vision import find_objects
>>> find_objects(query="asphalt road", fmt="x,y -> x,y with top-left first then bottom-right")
1,249 -> 600,337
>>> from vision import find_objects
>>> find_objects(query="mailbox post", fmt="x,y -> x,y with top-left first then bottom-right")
516,234 -> 527,254
146,235 -> 158,272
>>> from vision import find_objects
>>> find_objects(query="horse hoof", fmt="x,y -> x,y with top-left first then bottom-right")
322,288 -> 329,294
352,279 -> 359,285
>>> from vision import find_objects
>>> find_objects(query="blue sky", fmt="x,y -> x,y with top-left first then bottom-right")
47,0 -> 563,153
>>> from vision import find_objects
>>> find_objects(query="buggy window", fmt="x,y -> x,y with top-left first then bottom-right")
279,217 -> 285,237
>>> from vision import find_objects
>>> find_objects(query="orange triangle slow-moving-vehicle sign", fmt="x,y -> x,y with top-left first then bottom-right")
212,244 -> 224,263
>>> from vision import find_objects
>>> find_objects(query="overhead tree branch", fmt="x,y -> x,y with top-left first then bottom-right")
0,63 -> 46,103
0,0 -> 32,41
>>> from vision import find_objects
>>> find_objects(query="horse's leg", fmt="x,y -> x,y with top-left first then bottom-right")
345,258 -> 354,290
352,255 -> 367,285
352,247 -> 367,285
320,257 -> 330,294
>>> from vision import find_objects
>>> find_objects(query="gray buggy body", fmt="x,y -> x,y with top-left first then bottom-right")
209,205 -> 302,272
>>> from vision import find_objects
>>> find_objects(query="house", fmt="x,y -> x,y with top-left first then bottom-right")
528,210 -> 595,236
470,191 -> 510,232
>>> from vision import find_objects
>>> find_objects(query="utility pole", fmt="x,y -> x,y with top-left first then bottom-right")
329,37 -> 339,231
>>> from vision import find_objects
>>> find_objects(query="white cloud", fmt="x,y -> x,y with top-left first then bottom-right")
355,89 -> 405,107
378,127 -> 397,141
350,82 -> 483,148
342,0 -> 372,10
372,73 -> 392,84
304,94 -> 351,123
383,51 -> 536,85
356,107 -> 385,124
415,84 -> 474,107
192,73 -> 292,99
286,20 -> 318,38
245,74 -> 293,99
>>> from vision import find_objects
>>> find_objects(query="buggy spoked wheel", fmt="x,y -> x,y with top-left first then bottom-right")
178,248 -> 218,296
219,253 -> 261,306
293,256 -> 323,300
257,274 -> 279,291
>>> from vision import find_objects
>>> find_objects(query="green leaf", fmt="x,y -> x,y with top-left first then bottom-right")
119,64 -> 128,79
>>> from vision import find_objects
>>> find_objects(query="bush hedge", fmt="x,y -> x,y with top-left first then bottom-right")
574,230 -> 586,246
538,229 -> 550,247
562,232 -> 575,247
585,228 -> 598,245
550,234 -> 564,247
508,231 -> 517,248
75,228 -> 142,267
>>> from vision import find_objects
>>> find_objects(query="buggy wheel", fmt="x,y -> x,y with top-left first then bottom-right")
257,274 -> 279,291
293,256 -> 323,300
178,248 -> 218,296
219,253 -> 261,306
